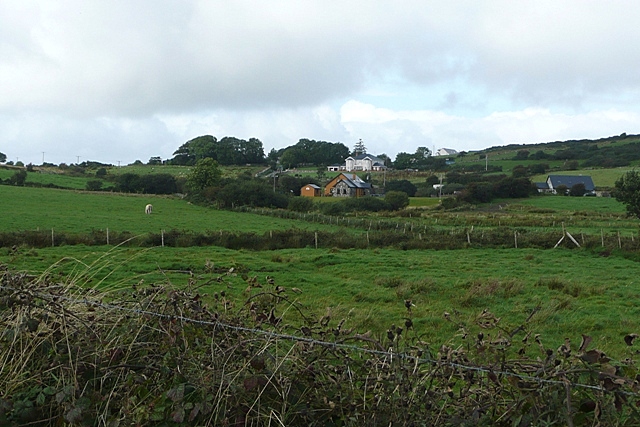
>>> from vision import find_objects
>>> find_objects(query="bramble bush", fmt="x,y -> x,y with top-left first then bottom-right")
2,260 -> 640,425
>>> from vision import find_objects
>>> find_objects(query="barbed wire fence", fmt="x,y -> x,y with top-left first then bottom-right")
1,283 -> 634,399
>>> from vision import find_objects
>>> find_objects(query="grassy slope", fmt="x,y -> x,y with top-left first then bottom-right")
3,244 -> 640,357
531,168 -> 633,188
0,185 -> 342,234
3,152 -> 640,359
0,168 -> 99,190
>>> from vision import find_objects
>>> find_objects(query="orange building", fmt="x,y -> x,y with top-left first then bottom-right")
300,184 -> 322,197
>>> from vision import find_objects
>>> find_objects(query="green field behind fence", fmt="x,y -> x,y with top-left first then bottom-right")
3,182 -> 640,358
0,185 -> 351,235
3,244 -> 640,357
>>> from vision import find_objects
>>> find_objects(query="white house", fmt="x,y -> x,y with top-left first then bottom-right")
435,148 -> 458,156
344,153 -> 387,172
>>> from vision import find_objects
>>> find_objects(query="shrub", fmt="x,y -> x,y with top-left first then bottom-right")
85,179 -> 103,191
384,191 -> 410,210
215,180 -> 289,209
385,179 -> 417,197
9,170 -> 27,186
2,266 -> 639,425
288,196 -> 315,212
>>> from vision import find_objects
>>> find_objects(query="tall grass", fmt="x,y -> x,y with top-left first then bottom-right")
4,245 -> 640,358
2,257 -> 640,425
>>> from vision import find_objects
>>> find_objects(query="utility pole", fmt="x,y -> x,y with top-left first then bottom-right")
76,155 -> 81,164
42,152 -> 45,164
485,154 -> 488,171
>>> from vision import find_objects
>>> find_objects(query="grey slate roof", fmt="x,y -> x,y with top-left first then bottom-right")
547,175 -> 595,191
339,174 -> 372,189
346,153 -> 385,163
535,182 -> 550,190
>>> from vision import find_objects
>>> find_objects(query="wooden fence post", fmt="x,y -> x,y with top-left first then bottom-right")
161,230 -> 164,247
107,228 -> 109,245
51,228 -> 54,247
315,232 -> 318,249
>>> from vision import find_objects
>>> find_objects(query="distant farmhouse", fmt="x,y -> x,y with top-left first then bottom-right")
324,173 -> 373,197
327,153 -> 387,172
435,148 -> 458,156
536,175 -> 596,195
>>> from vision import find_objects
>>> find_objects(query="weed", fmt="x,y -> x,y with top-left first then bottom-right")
375,276 -> 405,289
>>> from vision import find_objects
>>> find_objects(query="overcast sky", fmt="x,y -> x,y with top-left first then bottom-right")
2,1 -> 640,165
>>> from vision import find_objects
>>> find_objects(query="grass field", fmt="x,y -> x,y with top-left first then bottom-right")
3,182 -> 640,359
3,244 -> 640,357
531,168 -> 632,188
0,185 -> 351,234
0,168 -> 101,190
510,194 -> 627,213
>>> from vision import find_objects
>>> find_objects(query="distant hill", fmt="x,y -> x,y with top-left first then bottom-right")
459,133 -> 640,171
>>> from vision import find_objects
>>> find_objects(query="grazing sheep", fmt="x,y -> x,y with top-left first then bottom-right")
145,204 -> 153,214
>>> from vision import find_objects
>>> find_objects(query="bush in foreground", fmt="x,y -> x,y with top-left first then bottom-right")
1,258 -> 640,426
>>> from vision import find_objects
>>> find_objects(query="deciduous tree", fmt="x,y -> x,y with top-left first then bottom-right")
186,158 -> 222,193
385,191 -> 410,210
614,170 -> 640,218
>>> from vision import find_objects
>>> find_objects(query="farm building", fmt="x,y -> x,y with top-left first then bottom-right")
535,182 -> 550,193
544,175 -> 596,195
324,173 -> 373,197
300,184 -> 321,197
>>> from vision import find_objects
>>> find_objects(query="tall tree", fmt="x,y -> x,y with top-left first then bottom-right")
614,170 -> 640,218
393,152 -> 415,169
0,152 -> 6,163
171,135 -> 217,165
352,139 -> 367,155
186,158 -> 222,193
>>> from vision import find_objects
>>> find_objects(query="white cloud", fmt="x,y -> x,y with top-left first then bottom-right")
1,1 -> 640,164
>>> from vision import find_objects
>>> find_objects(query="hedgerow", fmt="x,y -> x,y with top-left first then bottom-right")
2,262 -> 640,425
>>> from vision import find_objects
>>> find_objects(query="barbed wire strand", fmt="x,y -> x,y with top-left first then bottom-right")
1,284 -> 636,397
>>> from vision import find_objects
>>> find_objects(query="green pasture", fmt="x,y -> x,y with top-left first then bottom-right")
531,168 -> 632,188
454,157 -> 565,174
0,186 -> 344,234
409,197 -> 440,207
0,168 -> 100,190
3,244 -> 640,358
107,164 -> 266,179
3,182 -> 640,359
107,164 -> 191,178
1,184 -> 636,239
509,195 -> 627,214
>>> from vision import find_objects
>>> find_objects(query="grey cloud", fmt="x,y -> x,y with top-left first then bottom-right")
2,1 -> 640,165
